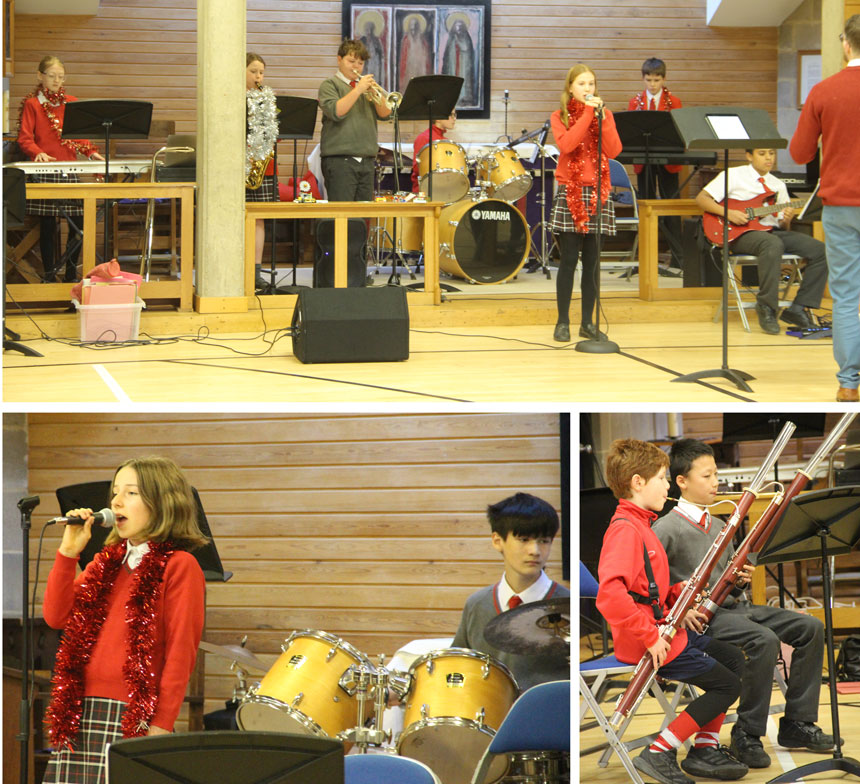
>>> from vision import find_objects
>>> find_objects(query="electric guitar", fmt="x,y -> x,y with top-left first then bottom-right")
703,192 -> 807,246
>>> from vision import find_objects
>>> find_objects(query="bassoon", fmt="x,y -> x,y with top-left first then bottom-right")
608,420 -> 798,729
699,411 -> 857,625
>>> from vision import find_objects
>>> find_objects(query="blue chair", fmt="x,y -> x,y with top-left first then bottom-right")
607,159 -> 640,272
344,753 -> 441,784
470,680 -> 570,784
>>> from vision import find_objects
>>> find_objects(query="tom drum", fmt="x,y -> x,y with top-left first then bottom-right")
475,148 -> 532,202
417,141 -> 470,203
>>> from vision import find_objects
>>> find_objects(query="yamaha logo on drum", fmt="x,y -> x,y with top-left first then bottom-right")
471,208 -> 511,221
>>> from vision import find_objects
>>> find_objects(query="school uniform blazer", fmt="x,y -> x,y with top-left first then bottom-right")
626,89 -> 683,174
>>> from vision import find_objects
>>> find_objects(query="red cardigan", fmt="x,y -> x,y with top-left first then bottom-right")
17,95 -> 98,161
44,549 -> 205,731
790,66 -> 860,206
596,498 -> 687,666
551,105 -> 622,188
626,88 -> 683,174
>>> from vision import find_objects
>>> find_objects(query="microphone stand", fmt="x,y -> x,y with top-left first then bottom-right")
496,90 -> 512,144
576,101 -> 619,354
17,494 -> 40,784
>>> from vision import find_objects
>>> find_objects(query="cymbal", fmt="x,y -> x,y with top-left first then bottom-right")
199,640 -> 267,672
483,597 -> 570,656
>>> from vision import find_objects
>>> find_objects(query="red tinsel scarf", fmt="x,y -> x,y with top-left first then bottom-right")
17,85 -> 96,158
564,98 -> 611,233
631,86 -> 675,112
45,540 -> 176,751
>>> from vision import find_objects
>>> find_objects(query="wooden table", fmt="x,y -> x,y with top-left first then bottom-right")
637,198 -> 717,301
244,201 -> 444,305
5,182 -> 195,311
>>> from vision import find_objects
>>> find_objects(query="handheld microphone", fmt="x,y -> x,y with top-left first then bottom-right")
49,508 -> 116,526
585,94 -> 604,116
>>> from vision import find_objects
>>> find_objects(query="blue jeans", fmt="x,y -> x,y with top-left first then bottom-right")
822,205 -> 860,388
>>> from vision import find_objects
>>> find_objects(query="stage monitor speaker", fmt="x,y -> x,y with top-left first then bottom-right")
291,286 -> 409,364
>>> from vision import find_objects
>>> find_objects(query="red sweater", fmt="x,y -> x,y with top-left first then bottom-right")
626,88 -> 683,174
596,498 -> 687,666
790,65 -> 860,206
411,125 -> 446,192
44,549 -> 205,731
17,94 -> 98,162
551,105 -> 622,188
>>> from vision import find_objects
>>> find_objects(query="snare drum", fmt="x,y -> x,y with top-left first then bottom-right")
236,629 -> 369,742
398,648 -> 518,784
438,198 -> 529,284
475,149 -> 532,202
417,141 -> 469,203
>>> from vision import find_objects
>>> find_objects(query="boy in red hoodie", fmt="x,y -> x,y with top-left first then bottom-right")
596,438 -> 747,784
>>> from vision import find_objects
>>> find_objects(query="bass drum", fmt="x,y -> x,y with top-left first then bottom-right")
438,198 -> 529,284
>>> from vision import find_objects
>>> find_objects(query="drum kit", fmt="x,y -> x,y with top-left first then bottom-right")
201,598 -> 570,784
373,138 -> 546,286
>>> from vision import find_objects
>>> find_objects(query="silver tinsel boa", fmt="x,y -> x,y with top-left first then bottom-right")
246,85 -> 278,176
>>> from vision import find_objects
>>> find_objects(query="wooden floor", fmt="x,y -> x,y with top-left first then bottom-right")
581,672 -> 860,784
3,294 -> 841,403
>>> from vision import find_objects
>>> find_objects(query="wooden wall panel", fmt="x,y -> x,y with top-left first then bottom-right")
25,412 -> 567,729
9,0 -> 778,172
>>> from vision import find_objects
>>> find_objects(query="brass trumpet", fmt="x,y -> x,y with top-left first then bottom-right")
352,69 -> 402,109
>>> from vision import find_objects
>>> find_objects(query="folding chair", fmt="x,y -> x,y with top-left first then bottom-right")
470,680 -> 570,784
604,159 -> 640,275
711,249 -> 804,331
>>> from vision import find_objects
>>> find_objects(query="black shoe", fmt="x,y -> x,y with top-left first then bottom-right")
780,307 -> 816,330
755,302 -> 780,334
634,748 -> 695,784
730,725 -> 771,768
777,719 -> 839,752
553,322 -> 570,342
681,746 -> 748,780
579,323 -> 608,340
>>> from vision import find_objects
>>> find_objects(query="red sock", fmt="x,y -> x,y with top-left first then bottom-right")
649,711 -> 700,752
694,713 -> 725,748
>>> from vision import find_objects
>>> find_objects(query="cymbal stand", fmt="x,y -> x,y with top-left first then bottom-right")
527,137 -> 557,280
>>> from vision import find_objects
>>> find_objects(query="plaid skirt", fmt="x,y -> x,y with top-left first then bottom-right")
549,184 -> 616,235
26,172 -> 84,217
245,173 -> 278,202
42,697 -> 126,784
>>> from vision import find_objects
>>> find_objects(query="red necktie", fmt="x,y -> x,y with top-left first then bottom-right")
700,511 -> 710,529
349,80 -> 357,89
508,595 -> 523,610
649,97 -> 656,111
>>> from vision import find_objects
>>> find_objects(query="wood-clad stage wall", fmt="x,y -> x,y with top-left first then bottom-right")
9,0 -> 778,167
25,412 -> 567,729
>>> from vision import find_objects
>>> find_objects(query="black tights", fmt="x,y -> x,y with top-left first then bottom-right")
555,231 -> 597,325
684,638 -> 745,726
39,215 -> 83,280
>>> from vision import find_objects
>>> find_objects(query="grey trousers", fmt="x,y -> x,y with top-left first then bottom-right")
708,601 -> 825,736
728,228 -> 828,314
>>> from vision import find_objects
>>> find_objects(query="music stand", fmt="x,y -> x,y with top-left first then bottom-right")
259,96 -> 317,295
669,106 -> 786,393
397,75 -> 462,202
61,100 -> 153,265
106,731 -> 344,783
3,166 -> 43,356
755,485 -> 860,784
55,480 -> 232,582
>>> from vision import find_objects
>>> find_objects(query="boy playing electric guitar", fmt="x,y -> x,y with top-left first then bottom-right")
696,149 -> 828,335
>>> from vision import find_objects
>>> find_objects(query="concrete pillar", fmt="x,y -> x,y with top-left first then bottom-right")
822,0 -> 845,78
196,0 -> 246,303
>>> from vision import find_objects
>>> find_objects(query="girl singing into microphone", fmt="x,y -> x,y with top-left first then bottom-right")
245,52 -> 279,290
16,55 -> 104,283
41,457 -> 208,784
549,65 -> 622,343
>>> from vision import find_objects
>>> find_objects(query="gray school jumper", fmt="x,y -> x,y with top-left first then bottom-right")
451,581 -> 570,694
654,506 -> 825,736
